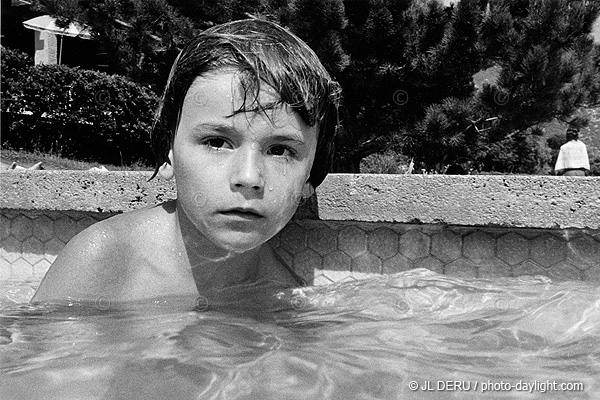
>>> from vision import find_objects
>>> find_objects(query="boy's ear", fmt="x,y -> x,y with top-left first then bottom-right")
301,180 -> 315,199
158,149 -> 175,180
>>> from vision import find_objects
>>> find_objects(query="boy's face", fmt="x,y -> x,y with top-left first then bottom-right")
166,69 -> 317,253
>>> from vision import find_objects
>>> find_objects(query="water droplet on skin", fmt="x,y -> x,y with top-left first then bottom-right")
268,185 -> 274,191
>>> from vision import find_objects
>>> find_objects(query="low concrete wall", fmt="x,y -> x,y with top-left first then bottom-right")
1,171 -> 599,283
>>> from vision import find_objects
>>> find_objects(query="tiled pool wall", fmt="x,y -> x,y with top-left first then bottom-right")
1,172 -> 599,284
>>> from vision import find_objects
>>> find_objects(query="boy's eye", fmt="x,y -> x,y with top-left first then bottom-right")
204,138 -> 230,150
268,145 -> 295,157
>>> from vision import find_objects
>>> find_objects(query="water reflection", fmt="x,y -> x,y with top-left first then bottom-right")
1,269 -> 599,399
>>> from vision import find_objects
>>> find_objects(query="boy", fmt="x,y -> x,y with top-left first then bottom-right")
31,19 -> 341,305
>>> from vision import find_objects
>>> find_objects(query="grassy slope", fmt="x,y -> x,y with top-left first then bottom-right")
474,67 -> 600,167
543,107 -> 600,160
0,148 -> 152,171
471,13 -> 600,161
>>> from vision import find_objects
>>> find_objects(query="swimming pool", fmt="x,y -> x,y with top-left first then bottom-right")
1,269 -> 599,399
1,172 -> 599,398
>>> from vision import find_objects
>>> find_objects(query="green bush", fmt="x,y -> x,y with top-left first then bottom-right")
589,154 -> 600,176
1,48 -> 159,166
479,128 -> 554,175
360,151 -> 412,174
0,47 -> 33,84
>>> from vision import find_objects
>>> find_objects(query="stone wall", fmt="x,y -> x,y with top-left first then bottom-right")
1,171 -> 599,284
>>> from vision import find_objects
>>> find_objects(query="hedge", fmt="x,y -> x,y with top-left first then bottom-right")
1,48 -> 159,166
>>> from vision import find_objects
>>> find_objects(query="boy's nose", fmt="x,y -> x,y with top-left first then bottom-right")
230,148 -> 265,192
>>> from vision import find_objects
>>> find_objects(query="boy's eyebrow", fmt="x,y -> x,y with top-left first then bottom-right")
193,122 -> 308,145
193,122 -> 236,134
267,134 -> 307,145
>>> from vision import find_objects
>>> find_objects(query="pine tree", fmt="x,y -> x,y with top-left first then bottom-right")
281,0 -> 349,76
475,0 -> 600,172
28,0 -> 600,173
333,0 -> 416,172
400,0 -> 484,170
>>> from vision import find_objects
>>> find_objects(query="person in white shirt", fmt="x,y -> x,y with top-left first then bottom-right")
554,126 -> 590,176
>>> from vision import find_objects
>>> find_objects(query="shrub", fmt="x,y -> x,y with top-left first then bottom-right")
1,48 -> 159,166
360,151 -> 412,174
589,154 -> 600,176
480,128 -> 554,175
0,47 -> 33,85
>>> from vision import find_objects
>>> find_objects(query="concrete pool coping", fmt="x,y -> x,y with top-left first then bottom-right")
1,171 -> 599,229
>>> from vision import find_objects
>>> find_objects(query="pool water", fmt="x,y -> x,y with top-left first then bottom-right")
1,269 -> 599,399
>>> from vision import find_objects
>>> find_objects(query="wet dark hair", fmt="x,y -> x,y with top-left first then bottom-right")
150,19 -> 341,187
566,126 -> 580,141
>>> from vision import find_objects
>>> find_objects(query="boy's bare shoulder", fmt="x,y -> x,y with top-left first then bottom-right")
32,202 -> 178,302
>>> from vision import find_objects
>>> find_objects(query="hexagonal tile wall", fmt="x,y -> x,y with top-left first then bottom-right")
0,214 -> 10,240
546,261 -> 583,281
399,230 -> 431,261
338,225 -> 368,258
567,235 -> 599,269
279,221 -> 308,255
512,260 -> 546,277
32,215 -> 55,242
293,249 -> 322,280
477,260 -> 512,278
307,225 -> 337,256
2,210 -> 600,284
531,234 -> 566,268
463,231 -> 496,264
351,252 -> 382,274
11,215 -> 33,241
22,237 -> 44,265
497,233 -> 530,266
445,259 -> 478,278
414,257 -> 444,274
367,228 -> 398,261
0,210 -> 113,280
322,251 -> 352,272
382,253 -> 413,274
431,230 -> 462,264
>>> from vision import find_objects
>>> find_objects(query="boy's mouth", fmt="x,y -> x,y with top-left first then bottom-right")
220,208 -> 264,219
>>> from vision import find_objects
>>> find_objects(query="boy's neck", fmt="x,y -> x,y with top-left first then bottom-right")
190,245 -> 264,293
174,204 -> 264,292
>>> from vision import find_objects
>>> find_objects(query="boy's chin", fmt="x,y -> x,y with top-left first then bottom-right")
211,233 -> 269,255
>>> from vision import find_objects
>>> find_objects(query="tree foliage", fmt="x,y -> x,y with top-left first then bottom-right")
399,0 -> 599,173
470,0 -> 600,172
22,0 -> 600,173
